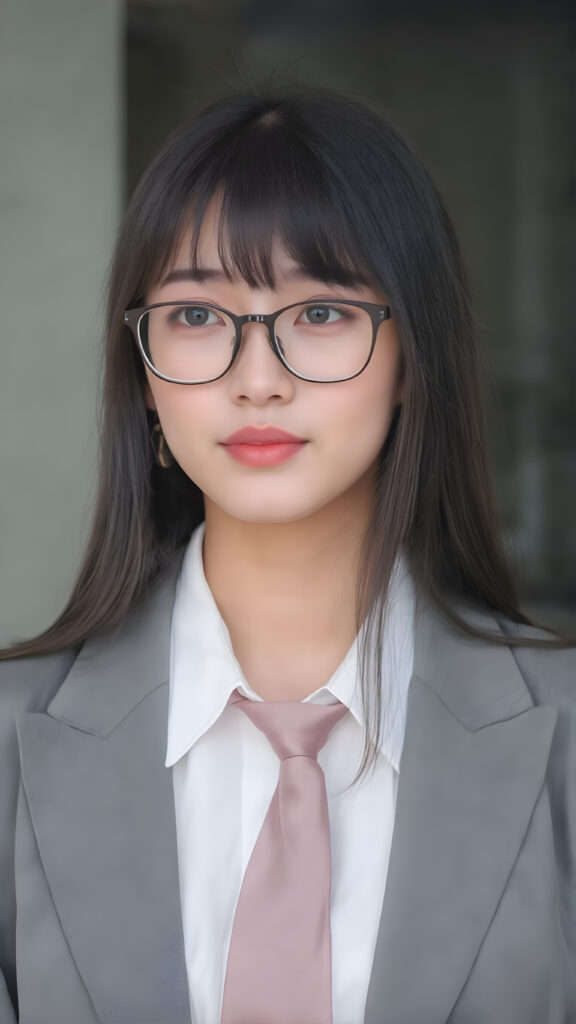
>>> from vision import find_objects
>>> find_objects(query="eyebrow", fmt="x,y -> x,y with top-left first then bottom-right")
160,266 -> 367,287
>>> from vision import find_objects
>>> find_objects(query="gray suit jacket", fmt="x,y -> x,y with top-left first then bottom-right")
0,563 -> 574,1024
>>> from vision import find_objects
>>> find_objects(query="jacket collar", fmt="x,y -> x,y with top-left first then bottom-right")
46,554 -> 184,737
46,566 -> 533,739
411,596 -> 536,727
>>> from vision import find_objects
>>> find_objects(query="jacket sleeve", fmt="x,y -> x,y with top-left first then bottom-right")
0,650 -> 76,1019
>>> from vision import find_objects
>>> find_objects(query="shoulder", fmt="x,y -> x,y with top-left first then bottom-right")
432,603 -> 576,804
0,647 -> 78,719
495,617 -> 576,712
0,648 -> 79,800
0,547 -> 186,721
0,647 -> 79,822
490,617 -> 576,785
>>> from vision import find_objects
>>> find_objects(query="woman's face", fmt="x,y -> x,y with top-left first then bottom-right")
144,206 -> 404,526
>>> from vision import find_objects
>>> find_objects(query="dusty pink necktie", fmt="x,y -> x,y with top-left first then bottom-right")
220,688 -> 348,1024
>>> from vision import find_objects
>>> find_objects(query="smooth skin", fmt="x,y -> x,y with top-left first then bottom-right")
144,205 -> 404,700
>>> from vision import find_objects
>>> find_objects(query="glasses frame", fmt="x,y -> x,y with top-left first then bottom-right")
123,299 -> 392,384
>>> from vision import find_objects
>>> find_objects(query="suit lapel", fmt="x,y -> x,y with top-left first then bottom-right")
363,602 -> 557,1024
16,560 -> 193,1024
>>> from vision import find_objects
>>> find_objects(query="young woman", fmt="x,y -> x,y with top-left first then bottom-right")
0,88 -> 574,1024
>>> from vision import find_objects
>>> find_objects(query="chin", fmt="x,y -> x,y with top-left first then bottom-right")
207,492 -> 333,526
221,506 -> 317,525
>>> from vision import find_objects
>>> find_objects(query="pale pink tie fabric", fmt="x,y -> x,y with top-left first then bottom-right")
220,688 -> 348,1024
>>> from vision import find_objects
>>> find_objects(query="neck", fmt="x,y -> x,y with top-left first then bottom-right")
202,488 -> 373,697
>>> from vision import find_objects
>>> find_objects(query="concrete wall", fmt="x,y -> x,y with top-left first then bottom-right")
0,0 -> 123,645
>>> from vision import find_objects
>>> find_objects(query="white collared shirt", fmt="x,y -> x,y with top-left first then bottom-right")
166,523 -> 415,1024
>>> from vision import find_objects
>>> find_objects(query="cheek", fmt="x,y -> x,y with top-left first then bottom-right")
310,382 -> 398,490
331,350 -> 402,450
349,389 -> 401,475
339,391 -> 395,458
146,378 -> 211,460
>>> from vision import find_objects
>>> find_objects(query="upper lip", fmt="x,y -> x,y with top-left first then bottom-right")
221,426 -> 306,445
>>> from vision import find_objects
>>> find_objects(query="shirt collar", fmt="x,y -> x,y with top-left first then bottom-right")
165,523 -> 414,773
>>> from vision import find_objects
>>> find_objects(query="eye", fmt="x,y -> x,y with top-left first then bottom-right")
170,305 -> 221,327
299,304 -> 351,325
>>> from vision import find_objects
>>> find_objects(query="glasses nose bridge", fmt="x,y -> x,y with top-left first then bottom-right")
236,311 -> 277,353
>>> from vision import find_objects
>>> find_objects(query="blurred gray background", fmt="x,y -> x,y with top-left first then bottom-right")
0,0 -> 574,645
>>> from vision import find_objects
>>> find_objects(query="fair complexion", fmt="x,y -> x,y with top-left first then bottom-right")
144,210 -> 403,699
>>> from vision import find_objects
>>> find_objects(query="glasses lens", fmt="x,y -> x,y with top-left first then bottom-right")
140,304 -> 236,382
275,302 -> 374,381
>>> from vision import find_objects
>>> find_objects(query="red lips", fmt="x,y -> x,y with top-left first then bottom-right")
221,426 -> 305,445
220,426 -> 308,467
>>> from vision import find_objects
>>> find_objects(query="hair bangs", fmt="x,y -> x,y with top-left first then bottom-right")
182,119 -> 376,292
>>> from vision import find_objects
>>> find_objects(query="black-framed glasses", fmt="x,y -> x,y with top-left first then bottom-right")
123,299 -> 392,384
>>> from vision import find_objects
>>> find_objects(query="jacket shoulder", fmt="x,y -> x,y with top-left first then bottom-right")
0,647 -> 78,716
496,618 -> 576,710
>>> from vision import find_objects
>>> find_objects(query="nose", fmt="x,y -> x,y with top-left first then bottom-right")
227,319 -> 295,405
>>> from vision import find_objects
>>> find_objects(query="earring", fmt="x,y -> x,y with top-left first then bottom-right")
152,421 -> 173,469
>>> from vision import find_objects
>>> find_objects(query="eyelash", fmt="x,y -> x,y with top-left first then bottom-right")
164,302 -> 358,323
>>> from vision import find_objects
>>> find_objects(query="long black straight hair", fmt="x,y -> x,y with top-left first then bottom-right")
1,86 -> 567,784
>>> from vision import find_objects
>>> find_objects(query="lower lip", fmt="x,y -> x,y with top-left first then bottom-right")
222,441 -> 307,466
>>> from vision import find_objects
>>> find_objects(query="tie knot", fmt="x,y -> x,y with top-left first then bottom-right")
229,689 -> 348,760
